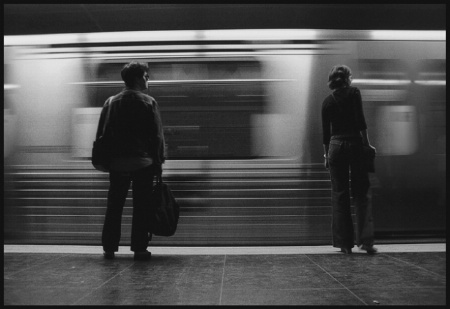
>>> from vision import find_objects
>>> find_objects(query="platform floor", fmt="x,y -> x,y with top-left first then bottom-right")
4,244 -> 446,305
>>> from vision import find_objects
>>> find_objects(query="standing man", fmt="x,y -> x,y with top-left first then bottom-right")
96,61 -> 165,261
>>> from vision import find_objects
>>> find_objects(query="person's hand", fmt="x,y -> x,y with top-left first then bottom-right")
324,156 -> 329,169
363,141 -> 376,154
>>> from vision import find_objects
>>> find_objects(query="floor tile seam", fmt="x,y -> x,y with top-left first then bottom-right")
179,265 -> 193,284
383,253 -> 446,278
72,262 -> 135,305
219,255 -> 227,305
304,254 -> 368,306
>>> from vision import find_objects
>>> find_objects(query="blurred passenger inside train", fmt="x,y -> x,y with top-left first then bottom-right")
321,65 -> 377,255
97,61 -> 165,261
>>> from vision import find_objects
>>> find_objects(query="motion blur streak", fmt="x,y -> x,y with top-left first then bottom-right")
4,29 -> 445,245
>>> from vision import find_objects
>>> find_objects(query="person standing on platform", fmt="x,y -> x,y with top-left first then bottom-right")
96,61 -> 165,261
321,65 -> 377,255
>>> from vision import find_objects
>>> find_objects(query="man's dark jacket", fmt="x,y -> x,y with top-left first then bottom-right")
96,89 -> 165,165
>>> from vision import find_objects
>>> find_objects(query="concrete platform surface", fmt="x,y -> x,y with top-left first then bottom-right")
4,244 -> 446,305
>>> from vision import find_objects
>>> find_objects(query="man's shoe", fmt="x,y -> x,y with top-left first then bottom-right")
134,250 -> 152,261
340,247 -> 352,254
360,244 -> 378,255
103,251 -> 115,260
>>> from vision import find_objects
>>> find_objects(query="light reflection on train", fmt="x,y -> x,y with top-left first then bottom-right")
4,29 -> 446,245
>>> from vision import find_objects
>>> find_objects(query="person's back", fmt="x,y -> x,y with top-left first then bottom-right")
322,86 -> 367,145
107,89 -> 165,166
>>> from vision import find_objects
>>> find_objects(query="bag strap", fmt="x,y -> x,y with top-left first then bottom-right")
102,97 -> 113,136
156,171 -> 163,184
331,93 -> 336,103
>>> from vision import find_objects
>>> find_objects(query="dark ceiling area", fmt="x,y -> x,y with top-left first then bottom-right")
4,4 -> 446,36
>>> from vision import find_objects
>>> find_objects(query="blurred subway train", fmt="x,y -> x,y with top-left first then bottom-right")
4,29 -> 446,245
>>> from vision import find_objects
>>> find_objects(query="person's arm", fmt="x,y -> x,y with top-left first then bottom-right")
360,129 -> 376,152
354,88 -> 375,151
95,99 -> 111,140
148,99 -> 166,166
323,143 -> 330,169
322,99 -> 331,169
361,129 -> 370,146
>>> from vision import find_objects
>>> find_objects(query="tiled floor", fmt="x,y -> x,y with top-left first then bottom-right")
3,244 -> 446,305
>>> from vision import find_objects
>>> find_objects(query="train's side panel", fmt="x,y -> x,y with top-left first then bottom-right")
4,31 -> 445,245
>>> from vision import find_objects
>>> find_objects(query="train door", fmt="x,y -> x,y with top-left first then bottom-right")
4,47 -> 19,160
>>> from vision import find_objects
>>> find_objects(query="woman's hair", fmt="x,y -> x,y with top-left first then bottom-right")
327,65 -> 352,90
121,61 -> 149,87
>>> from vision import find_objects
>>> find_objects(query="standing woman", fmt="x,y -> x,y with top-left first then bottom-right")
322,65 -> 377,254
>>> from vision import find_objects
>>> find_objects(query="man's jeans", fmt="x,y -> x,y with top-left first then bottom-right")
102,165 -> 156,252
328,137 -> 374,248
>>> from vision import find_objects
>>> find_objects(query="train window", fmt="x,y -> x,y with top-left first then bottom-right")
415,59 -> 446,85
74,59 -> 265,159
413,59 -> 446,156
355,59 -> 409,81
354,59 -> 417,156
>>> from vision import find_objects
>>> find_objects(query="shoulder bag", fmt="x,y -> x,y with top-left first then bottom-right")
149,173 -> 180,236
91,98 -> 113,172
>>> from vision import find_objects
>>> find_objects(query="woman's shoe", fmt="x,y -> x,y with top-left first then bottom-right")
360,244 -> 378,255
103,251 -> 115,259
340,247 -> 352,254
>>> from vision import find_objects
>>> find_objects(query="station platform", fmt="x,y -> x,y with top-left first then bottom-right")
4,243 -> 446,305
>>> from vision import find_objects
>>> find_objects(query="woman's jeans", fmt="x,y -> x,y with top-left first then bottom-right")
102,165 -> 156,252
328,137 -> 374,248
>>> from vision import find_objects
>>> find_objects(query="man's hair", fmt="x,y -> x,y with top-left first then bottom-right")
327,65 -> 352,90
121,61 -> 149,87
